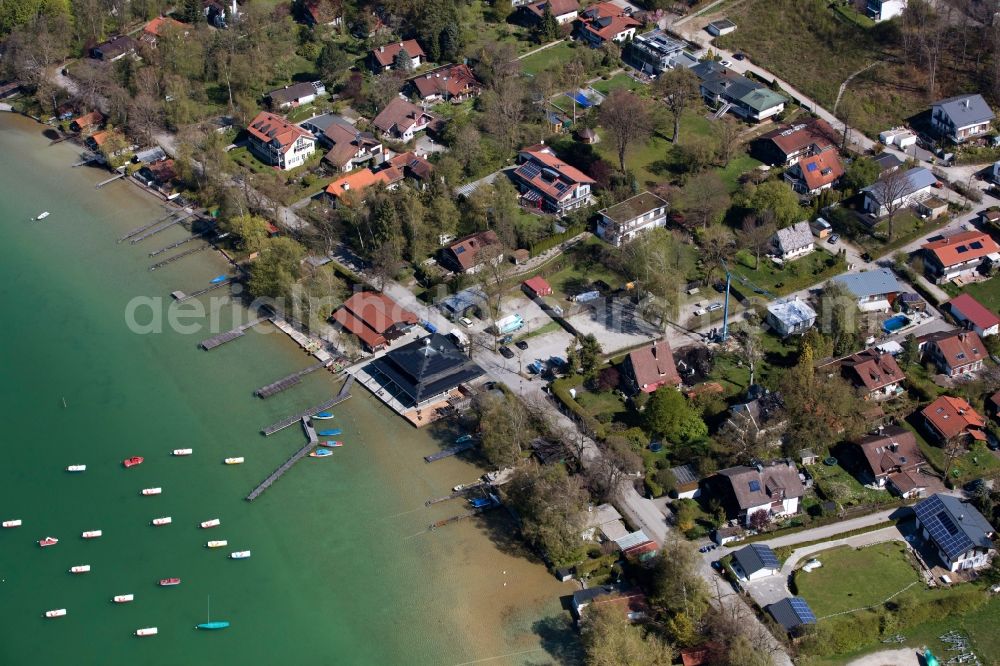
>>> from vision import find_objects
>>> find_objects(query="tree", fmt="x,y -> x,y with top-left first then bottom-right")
570,333 -> 604,381
644,387 -> 707,445
842,156 -> 880,193
867,168 -> 912,240
735,215 -> 775,270
599,89 -> 653,173
392,47 -> 414,73
504,464 -> 588,563
317,42 -> 351,86
655,67 -> 699,144
650,538 -> 709,617
696,223 -> 735,288
479,76 -> 525,152
748,509 -> 770,531
588,437 -> 643,502
817,281 -> 862,355
226,214 -> 271,254
731,322 -> 764,387
582,603 -> 673,666
742,180 -> 801,228
247,237 -> 306,301
534,5 -> 559,43
780,346 -> 864,451
674,172 -> 729,229
716,117 -> 744,165
476,392 -> 535,467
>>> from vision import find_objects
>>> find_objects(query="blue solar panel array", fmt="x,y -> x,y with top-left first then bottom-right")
748,479 -> 761,492
752,543 -> 781,569
518,161 -> 542,180
914,494 -> 974,559
789,597 -> 817,624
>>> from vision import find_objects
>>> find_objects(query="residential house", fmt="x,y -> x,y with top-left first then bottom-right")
512,144 -> 595,214
715,460 -> 805,526
135,159 -> 177,194
441,231 -> 502,274
386,151 -> 434,188
622,340 -> 681,394
862,167 -> 937,217
766,298 -> 817,336
670,463 -> 701,499
614,530 -> 659,561
581,503 -> 627,542
522,276 -> 554,298
723,389 -> 787,447
595,191 -> 668,247
712,525 -> 745,546
921,230 -> 1000,284
731,543 -> 781,581
369,40 -> 426,72
867,0 -> 907,21
246,111 -> 316,171
921,395 -> 986,445
931,94 -> 995,144
266,81 -> 326,110
829,268 -> 904,312
575,2 -> 641,47
520,0 -> 580,25
89,36 -> 136,62
141,16 -> 186,46
331,291 -> 418,352
920,329 -> 986,377
706,18 -> 737,36
409,64 -> 482,102
367,333 -> 486,408
571,585 -> 649,624
301,114 -> 383,172
913,494 -> 995,571
133,146 -> 167,165
979,208 -> 1000,226
874,151 -> 904,174
784,148 -> 845,195
947,293 -> 1000,337
853,426 -> 927,497
767,597 -> 817,635
204,0 -> 239,28
371,97 -> 439,141
300,0 -> 344,27
837,348 -> 907,400
771,221 -> 815,261
70,111 -> 104,134
690,61 -> 786,122
752,118 -> 840,167
626,29 -> 699,76
324,166 -> 401,205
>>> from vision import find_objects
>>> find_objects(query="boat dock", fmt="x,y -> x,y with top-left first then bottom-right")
429,500 -> 498,530
199,317 -> 268,350
424,440 -> 477,463
424,483 -> 484,506
172,278 -> 232,302
245,418 -> 318,502
254,360 -> 333,398
96,172 -> 126,189
149,231 -> 212,257
261,376 -> 354,436
129,212 -> 194,244
117,210 -> 180,243
149,244 -> 207,271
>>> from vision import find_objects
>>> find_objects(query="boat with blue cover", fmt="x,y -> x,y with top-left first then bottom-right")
313,411 -> 334,420
317,429 -> 341,437
209,274 -> 227,284
309,448 -> 333,458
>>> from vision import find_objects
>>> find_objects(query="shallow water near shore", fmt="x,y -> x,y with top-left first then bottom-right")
0,114 -> 575,665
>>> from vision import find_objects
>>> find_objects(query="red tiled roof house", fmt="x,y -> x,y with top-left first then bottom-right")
852,426 -> 927,498
371,97 -> 439,141
920,330 -> 986,377
946,293 -> 1000,337
369,40 -> 425,72
783,148 -> 845,196
246,111 -> 316,171
522,276 -> 553,298
512,144 -> 595,214
409,64 -> 482,102
331,291 -> 418,351
922,395 -> 986,445
838,348 -> 906,400
441,231 -> 502,274
575,2 -> 641,46
622,340 -> 681,394
922,230 -> 1000,284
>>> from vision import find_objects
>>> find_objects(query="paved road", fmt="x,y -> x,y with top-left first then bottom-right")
759,507 -> 901,550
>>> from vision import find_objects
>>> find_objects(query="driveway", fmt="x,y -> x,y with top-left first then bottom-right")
780,525 -> 906,578
744,573 -> 790,609
758,507 -> 902,551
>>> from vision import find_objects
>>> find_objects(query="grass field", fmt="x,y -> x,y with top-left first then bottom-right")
520,41 -> 578,76
731,246 -> 846,297
590,72 -> 645,96
794,542 -> 920,619
954,275 -> 1000,311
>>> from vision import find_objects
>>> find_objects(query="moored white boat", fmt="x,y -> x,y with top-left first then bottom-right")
35,211 -> 50,221
224,457 -> 244,465
172,448 -> 193,456
135,627 -> 158,637
200,519 -> 221,529
2,519 -> 22,528
113,594 -> 134,603
81,530 -> 102,539
141,487 -> 162,496
44,609 -> 66,618
70,565 -> 91,574
38,536 -> 58,547
229,550 -> 251,560
66,465 -> 86,472
206,540 -> 227,548
151,517 -> 172,526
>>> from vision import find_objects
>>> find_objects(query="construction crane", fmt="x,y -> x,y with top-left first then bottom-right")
716,260 -> 775,343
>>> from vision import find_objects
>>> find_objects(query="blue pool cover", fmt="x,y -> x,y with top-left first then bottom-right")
565,91 -> 592,107
883,315 -> 908,333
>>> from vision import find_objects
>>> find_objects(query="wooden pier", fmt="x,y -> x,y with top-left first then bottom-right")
117,210 -> 182,243
149,244 -> 207,271
261,376 -> 354,436
173,278 -> 233,302
95,172 -> 126,189
254,360 -> 333,398
129,212 -> 193,244
199,317 -> 268,350
424,440 -> 477,463
429,502 -> 498,530
149,231 -> 212,257
424,483 -> 484,506
245,418 -> 318,502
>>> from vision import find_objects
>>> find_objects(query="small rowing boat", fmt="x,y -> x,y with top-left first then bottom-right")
34,211 -> 50,221
455,434 -> 474,444
158,578 -> 180,587
313,411 -> 334,420
200,519 -> 221,529
317,429 -> 341,437
81,530 -> 102,539
135,627 -> 158,637
141,487 -> 162,496
229,550 -> 251,560
151,517 -> 172,526
320,441 -> 343,448
223,457 -> 244,465
209,274 -> 227,284
66,464 -> 86,472
113,594 -> 134,603
172,448 -> 193,456
2,519 -> 22,528
123,456 -> 144,468
70,565 -> 91,574
309,448 -> 333,458
38,536 -> 58,547
206,540 -> 228,548
44,609 -> 66,618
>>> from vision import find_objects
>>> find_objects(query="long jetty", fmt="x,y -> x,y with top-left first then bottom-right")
149,231 -> 212,257
424,440 -> 476,463
254,360 -> 333,398
199,316 -> 267,350
95,172 -> 126,189
172,278 -> 233,302
245,418 -> 318,502
129,212 -> 193,244
261,376 -> 354,436
117,210 -> 182,243
149,244 -> 207,271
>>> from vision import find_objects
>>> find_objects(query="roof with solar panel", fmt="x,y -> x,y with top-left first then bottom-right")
733,543 -> 781,577
913,494 -> 994,560
768,597 -> 817,631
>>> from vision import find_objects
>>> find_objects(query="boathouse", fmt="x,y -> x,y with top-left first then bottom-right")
368,334 -> 485,408
331,291 -> 418,352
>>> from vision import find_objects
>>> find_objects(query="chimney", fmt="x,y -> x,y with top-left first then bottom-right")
380,46 -> 384,52
342,182 -> 350,191
964,98 -> 971,109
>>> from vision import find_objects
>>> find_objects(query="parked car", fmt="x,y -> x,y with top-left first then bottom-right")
500,334 -> 514,344
711,560 -> 723,572
706,303 -> 723,312
720,59 -> 733,67
515,340 -> 529,351
694,308 -> 708,317
459,317 -> 474,328
499,346 -> 515,359
733,52 -> 746,61
827,233 -> 840,244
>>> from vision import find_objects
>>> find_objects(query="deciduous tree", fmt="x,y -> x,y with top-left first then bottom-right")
644,387 -> 707,445
655,67 -> 699,144
599,89 -> 653,173
736,215 -> 775,270
582,603 -> 673,666
504,463 -> 588,563
674,172 -> 729,229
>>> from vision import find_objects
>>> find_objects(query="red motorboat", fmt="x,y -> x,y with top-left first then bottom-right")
123,456 -> 144,468
158,578 -> 180,587
38,536 -> 59,548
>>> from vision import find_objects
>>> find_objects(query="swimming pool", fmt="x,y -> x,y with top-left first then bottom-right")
883,314 -> 910,333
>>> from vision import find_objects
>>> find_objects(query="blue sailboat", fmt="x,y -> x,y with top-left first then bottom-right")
317,429 -> 341,437
209,274 -> 227,284
196,596 -> 229,631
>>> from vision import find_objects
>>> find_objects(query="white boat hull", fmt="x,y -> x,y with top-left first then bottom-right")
2,520 -> 22,528
151,517 -> 172,526
224,458 -> 244,465
45,609 -> 66,618
82,530 -> 102,539
66,465 -> 86,472
135,627 -> 158,637
172,449 -> 193,456
113,594 -> 134,603
230,551 -> 251,559
141,488 -> 162,496
70,565 -> 91,573
200,519 -> 221,529
206,540 -> 228,548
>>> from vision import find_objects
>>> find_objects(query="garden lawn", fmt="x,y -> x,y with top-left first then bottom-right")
793,542 -> 919,619
520,41 -> 579,76
575,389 -> 627,421
731,246 -> 846,297
590,72 -> 645,96
955,275 -> 1000,312
901,418 -> 1000,483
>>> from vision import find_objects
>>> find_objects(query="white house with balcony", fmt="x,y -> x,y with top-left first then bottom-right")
246,111 -> 316,171
595,191 -> 669,246
931,94 -> 995,144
